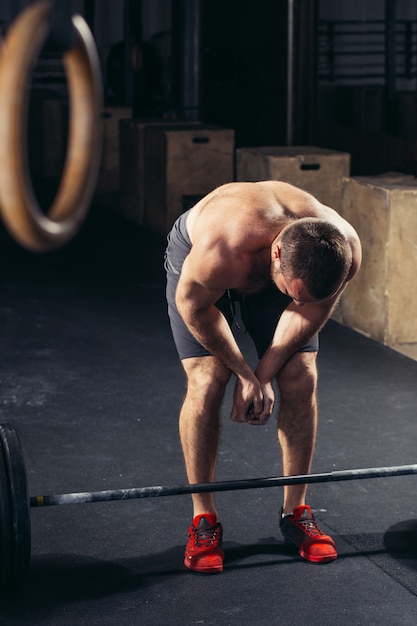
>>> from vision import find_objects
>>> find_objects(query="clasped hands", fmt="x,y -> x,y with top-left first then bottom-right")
229,376 -> 274,426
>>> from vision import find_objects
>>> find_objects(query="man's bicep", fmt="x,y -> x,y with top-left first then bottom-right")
178,248 -> 232,301
176,257 -> 226,313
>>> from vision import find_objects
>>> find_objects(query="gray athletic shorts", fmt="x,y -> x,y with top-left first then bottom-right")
164,210 -> 319,360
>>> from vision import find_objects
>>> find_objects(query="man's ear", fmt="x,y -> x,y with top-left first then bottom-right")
272,243 -> 281,260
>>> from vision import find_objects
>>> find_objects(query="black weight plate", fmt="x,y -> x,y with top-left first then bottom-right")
0,424 -> 31,585
0,440 -> 13,586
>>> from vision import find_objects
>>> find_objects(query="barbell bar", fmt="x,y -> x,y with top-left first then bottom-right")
2,422 -> 417,587
30,463 -> 417,507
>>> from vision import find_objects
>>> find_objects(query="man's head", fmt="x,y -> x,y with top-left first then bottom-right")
272,218 -> 352,302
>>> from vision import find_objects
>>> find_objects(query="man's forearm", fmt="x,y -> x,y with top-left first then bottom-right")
256,302 -> 334,381
180,304 -> 255,380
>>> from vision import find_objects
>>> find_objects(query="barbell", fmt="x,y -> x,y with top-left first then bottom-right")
2,421 -> 417,587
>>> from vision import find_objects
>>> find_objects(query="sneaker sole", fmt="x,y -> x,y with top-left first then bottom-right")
184,557 -> 224,574
299,548 -> 338,563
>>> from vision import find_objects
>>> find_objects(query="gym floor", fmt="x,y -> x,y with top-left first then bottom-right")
0,197 -> 417,625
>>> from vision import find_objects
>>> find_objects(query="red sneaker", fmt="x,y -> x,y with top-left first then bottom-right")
184,514 -> 224,573
279,505 -> 337,563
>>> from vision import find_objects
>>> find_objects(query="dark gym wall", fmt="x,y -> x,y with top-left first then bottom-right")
198,0 -> 289,147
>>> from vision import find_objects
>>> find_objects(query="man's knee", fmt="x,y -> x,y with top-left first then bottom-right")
182,356 -> 231,405
277,352 -> 318,400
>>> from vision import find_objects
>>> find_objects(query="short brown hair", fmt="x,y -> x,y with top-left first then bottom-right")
279,218 -> 352,299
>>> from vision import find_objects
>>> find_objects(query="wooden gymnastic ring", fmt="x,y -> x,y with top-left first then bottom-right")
0,1 -> 102,252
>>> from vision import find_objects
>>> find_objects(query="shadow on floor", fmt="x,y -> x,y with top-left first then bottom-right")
384,519 -> 417,568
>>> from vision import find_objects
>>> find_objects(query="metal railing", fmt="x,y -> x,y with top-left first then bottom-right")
319,19 -> 417,83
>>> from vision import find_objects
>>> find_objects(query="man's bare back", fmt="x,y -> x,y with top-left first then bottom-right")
183,181 -> 359,296
187,181 -> 339,236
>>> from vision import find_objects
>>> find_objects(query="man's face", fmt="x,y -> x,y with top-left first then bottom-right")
273,271 -> 313,306
274,270 -> 343,306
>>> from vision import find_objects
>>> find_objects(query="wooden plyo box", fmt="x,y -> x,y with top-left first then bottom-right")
332,173 -> 417,346
96,106 -> 132,193
119,120 -> 235,233
236,145 -> 350,212
28,100 -> 132,190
